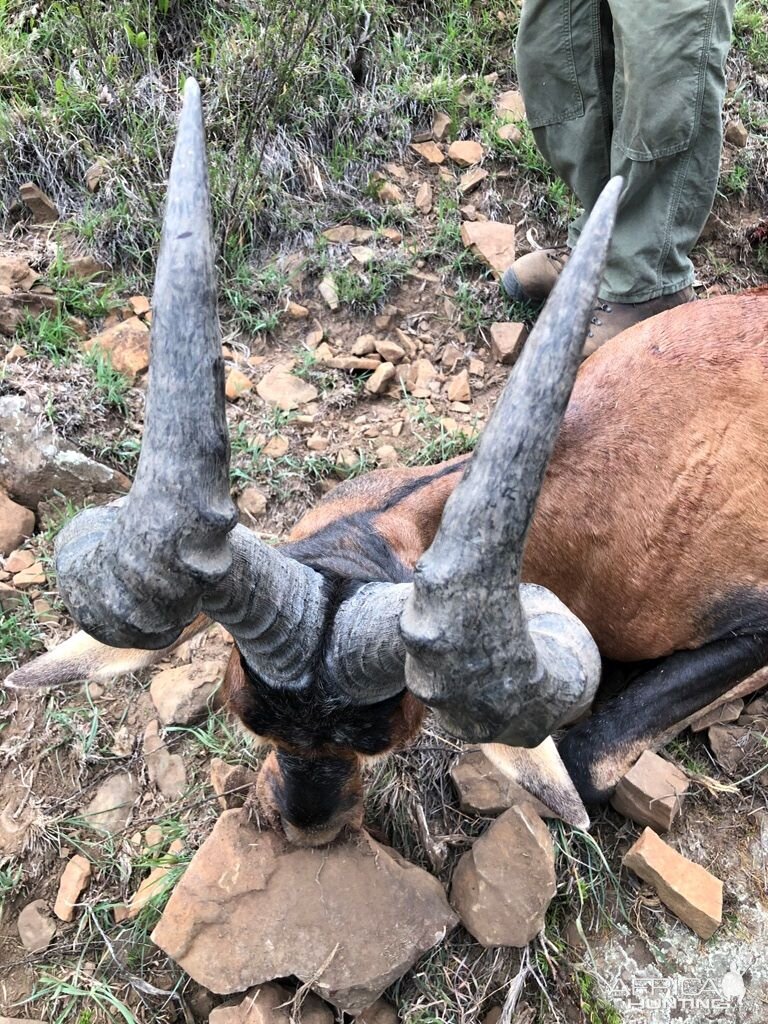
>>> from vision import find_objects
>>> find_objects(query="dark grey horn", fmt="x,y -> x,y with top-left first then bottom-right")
54,78 -> 326,687
394,177 -> 624,742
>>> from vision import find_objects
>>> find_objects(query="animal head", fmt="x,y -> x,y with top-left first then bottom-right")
5,79 -> 619,845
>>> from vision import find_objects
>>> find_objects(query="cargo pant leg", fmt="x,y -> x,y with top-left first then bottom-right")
597,0 -> 735,301
516,0 -> 734,302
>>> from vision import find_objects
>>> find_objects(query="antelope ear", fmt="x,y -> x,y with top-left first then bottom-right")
4,615 -> 211,691
480,737 -> 590,829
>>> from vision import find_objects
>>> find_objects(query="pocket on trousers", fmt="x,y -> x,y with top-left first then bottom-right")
611,0 -> 718,161
516,0 -> 585,128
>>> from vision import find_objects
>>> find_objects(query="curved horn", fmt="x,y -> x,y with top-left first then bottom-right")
330,179 -> 621,723
53,79 -> 326,688
397,177 -> 623,742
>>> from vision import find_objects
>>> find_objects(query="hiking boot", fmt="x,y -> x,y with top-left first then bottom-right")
582,286 -> 696,357
501,247 -> 570,303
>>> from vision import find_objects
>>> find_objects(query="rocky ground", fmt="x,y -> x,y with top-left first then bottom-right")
2,28 -> 768,1024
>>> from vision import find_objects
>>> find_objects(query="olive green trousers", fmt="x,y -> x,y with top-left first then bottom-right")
516,0 -> 735,302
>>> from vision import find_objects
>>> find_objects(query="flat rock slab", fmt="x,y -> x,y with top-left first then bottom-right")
622,827 -> 722,939
152,810 -> 457,1013
460,221 -> 516,278
611,750 -> 689,831
450,804 -> 556,948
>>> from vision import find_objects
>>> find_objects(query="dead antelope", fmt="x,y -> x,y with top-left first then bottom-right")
7,81 -> 768,848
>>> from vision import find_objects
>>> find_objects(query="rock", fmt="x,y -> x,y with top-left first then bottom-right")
490,323 -> 526,366
357,998 -> 398,1024
53,854 -> 92,921
0,789 -> 34,855
17,899 -> 56,952
4,344 -> 28,362
497,123 -> 522,144
450,805 -> 556,947
0,582 -> 24,611
152,810 -> 457,1012
377,181 -> 405,205
458,167 -> 489,195
82,317 -> 150,377
19,182 -> 59,223
210,758 -> 258,810
0,289 -> 59,336
374,337 -> 406,363
365,362 -> 396,395
318,276 -> 340,311
689,698 -> 744,732
450,746 -> 557,820
306,432 -> 329,452
4,549 -> 35,572
82,773 -> 139,834
350,246 -> 375,265
125,838 -> 185,920
143,720 -> 188,800
708,723 -> 758,774
410,141 -> 444,165
740,693 -> 768,726
352,333 -> 377,355
432,111 -> 453,142
12,561 -> 46,588
238,487 -> 268,519
286,301 -> 309,319
127,295 -> 151,317
0,1018 -> 48,1023
0,257 -> 39,291
263,435 -> 289,458
209,982 -> 317,1024
622,827 -> 722,939
376,445 -> 399,468
326,355 -> 381,372
610,750 -> 689,831
725,118 -> 749,148
225,369 -> 253,401
380,227 -> 403,243
495,90 -> 526,121
67,254 -> 109,279
374,306 -> 401,331
257,364 -> 319,411
0,491 -> 35,556
483,1009 -> 502,1024
85,160 -> 106,192
322,225 -> 359,243
414,181 -> 433,215
447,141 -> 484,167
461,222 -> 516,278
446,370 -> 471,403
305,321 -> 325,349
150,660 -> 222,726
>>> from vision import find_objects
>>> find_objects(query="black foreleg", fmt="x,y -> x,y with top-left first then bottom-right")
559,633 -> 768,803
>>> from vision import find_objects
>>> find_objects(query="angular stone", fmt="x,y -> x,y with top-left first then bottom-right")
0,582 -> 24,612
0,257 -> 39,291
490,322 -> 527,364
82,773 -> 138,834
0,289 -> 59,337
5,548 -> 34,572
689,698 -> 744,732
150,660 -> 222,726
610,750 -> 689,831
708,723 -> 759,774
450,805 -> 556,947
326,355 -> 381,372
446,370 -> 471,403
127,295 -> 151,317
322,225 -> 358,243
451,747 -> 555,820
67,255 -> 108,279
82,317 -> 150,377
0,491 -> 35,556
377,181 -> 405,205
152,810 -> 457,1012
12,562 -> 46,588
414,181 -> 433,215
376,445 -> 399,468
237,487 -> 268,519
495,90 -> 526,122
318,276 -> 340,310
497,124 -> 522,144
210,758 -> 258,810
622,827 -> 722,939
17,899 -> 56,952
85,160 -> 106,192
19,182 -> 59,223
286,301 -> 309,319
351,333 -> 377,355
725,118 -> 748,147
410,141 -> 444,165
431,111 -> 453,142
458,167 -> 489,195
125,838 -> 185,920
143,720 -> 188,800
263,435 -> 289,458
447,141 -> 484,167
257,364 -> 318,411
54,854 -> 92,921
374,337 -> 406,363
350,245 -> 375,265
461,221 -> 516,278
365,362 -> 396,395
225,369 -> 253,401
